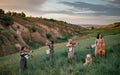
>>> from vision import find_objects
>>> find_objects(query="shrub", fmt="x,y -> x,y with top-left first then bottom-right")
0,27 -> 3,33
0,9 -> 5,15
16,12 -> 26,18
27,24 -> 40,32
0,16 -> 13,26
56,37 -> 67,43
56,34 -> 71,43
91,26 -> 94,30
17,26 -> 20,29
49,19 -> 57,22
6,11 -> 12,16
74,29 -> 80,33
8,11 -> 26,18
46,33 -> 52,39
28,41 -> 43,49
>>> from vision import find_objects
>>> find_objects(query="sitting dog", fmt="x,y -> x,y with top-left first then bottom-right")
83,54 -> 92,66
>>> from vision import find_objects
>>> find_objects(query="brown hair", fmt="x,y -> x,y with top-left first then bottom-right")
21,46 -> 26,51
96,33 -> 103,39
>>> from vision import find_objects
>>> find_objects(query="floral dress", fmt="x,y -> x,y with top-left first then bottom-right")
95,38 -> 105,55
66,42 -> 74,59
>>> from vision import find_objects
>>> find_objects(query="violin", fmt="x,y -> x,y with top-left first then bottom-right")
70,41 -> 76,46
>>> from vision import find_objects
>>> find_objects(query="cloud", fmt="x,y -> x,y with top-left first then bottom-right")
60,1 -> 120,16
0,0 -> 48,14
105,0 -> 120,3
0,0 -> 47,7
0,0 -> 119,24
41,13 -> 120,25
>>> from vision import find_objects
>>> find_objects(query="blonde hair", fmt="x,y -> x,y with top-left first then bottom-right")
86,54 -> 91,58
68,39 -> 72,42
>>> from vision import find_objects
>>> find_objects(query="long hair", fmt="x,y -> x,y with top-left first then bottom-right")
21,46 -> 25,51
51,40 -> 54,44
96,33 -> 103,39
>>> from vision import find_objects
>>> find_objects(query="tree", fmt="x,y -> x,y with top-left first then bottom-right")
6,11 -> 12,16
46,33 -> 52,39
11,12 -> 17,16
21,12 -> 26,17
12,12 -> 26,18
0,9 -> 5,15
0,16 -> 13,26
91,26 -> 94,30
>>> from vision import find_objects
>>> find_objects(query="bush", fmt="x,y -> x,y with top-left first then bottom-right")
28,41 -> 43,49
0,9 -> 5,15
56,34 -> 71,43
27,24 -> 40,32
0,27 -> 3,33
46,33 -> 52,39
7,11 -> 26,18
15,12 -> 26,18
0,16 -> 13,26
91,26 -> 94,30
17,26 -> 20,29
49,19 -> 57,22
56,37 -> 68,43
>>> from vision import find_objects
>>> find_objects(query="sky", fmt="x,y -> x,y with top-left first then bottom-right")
0,0 -> 120,25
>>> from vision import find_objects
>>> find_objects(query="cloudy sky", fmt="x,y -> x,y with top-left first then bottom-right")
0,0 -> 120,25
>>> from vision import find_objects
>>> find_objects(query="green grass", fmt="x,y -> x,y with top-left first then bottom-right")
0,28 -> 120,75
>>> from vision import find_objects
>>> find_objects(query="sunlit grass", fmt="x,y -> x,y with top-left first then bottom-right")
0,30 -> 120,75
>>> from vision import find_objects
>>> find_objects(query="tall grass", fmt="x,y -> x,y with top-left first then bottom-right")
0,33 -> 120,75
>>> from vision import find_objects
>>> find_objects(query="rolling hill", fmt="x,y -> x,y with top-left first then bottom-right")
81,22 -> 120,29
0,9 -> 85,57
0,25 -> 120,75
0,9 -> 120,75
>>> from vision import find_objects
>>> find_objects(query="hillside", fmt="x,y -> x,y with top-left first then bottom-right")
81,22 -> 120,29
0,9 -> 120,75
102,22 -> 120,28
0,9 -> 85,57
0,27 -> 120,75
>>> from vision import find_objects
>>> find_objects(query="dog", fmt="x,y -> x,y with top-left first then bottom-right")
83,54 -> 92,66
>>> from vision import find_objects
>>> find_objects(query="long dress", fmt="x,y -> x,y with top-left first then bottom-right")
48,44 -> 54,58
20,51 -> 27,70
19,49 -> 30,70
66,43 -> 74,59
95,38 -> 105,55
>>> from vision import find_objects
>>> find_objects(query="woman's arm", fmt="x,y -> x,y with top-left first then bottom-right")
23,49 -> 30,52
95,39 -> 98,45
66,43 -> 72,47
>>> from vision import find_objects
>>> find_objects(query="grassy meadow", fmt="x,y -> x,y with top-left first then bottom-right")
0,28 -> 120,75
